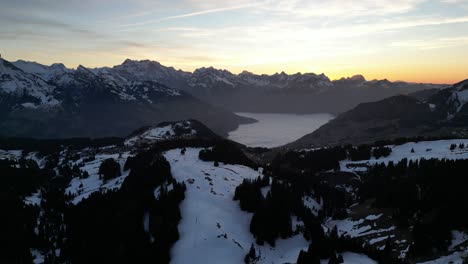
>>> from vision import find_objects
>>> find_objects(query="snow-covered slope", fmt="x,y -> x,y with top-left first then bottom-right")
0,58 -> 60,108
341,139 -> 468,172
12,60 -> 72,83
1,58 -> 184,111
125,120 -> 221,147
65,151 -> 131,204
164,148 -> 309,264
125,121 -> 197,146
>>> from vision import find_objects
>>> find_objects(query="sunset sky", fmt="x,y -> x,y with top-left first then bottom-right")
1,0 -> 467,84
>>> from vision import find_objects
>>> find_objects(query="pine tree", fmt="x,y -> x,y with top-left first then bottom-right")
328,252 -> 339,264
98,158 -> 121,181
337,254 -> 344,263
244,243 -> 258,263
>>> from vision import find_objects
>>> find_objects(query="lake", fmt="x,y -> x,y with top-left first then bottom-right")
228,112 -> 334,148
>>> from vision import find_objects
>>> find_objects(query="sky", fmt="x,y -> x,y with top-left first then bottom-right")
1,0 -> 467,84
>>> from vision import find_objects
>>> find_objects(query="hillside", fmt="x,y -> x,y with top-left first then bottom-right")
2,121 -> 468,263
286,80 -> 468,149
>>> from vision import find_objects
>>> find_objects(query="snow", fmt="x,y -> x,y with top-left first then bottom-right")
365,214 -> 383,221
143,210 -> 155,242
125,121 -> 196,146
369,235 -> 394,245
0,149 -> 23,161
260,186 -> 271,197
110,89 -> 137,101
214,75 -> 234,86
21,102 -> 39,109
65,152 -> 130,204
31,249 -> 44,264
325,217 -> 395,241
341,139 -> 468,172
399,245 -> 410,259
165,148 -> 309,264
24,191 -> 42,206
450,230 -> 468,250
12,60 -> 71,81
417,250 -> 468,264
326,218 -> 367,237
303,196 -> 322,216
357,226 -> 396,237
320,252 -> 378,264
455,88 -> 468,112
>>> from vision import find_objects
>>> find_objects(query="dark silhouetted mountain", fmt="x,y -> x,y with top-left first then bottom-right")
286,80 -> 468,149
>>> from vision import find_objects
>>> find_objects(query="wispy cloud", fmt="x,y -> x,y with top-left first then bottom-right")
392,36 -> 468,49
255,0 -> 427,17
120,2 -> 259,27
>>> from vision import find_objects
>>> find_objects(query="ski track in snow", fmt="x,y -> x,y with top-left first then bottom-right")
164,148 -> 309,264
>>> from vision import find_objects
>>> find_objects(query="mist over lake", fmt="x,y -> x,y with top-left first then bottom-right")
228,112 -> 334,148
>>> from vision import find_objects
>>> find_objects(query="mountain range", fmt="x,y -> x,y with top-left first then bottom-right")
0,58 -> 253,138
0,57 -> 448,139
106,59 -> 444,114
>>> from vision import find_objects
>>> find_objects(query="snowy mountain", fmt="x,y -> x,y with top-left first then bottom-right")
0,58 -> 253,138
4,58 -> 445,116
12,58 -> 440,115
103,59 -> 443,114
286,79 -> 468,149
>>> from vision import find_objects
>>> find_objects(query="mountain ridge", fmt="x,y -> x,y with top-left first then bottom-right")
284,79 -> 468,149
9,58 -> 446,114
0,58 -> 254,139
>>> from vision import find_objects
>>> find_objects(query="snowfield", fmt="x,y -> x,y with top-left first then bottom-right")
417,250 -> 468,264
164,148 -> 309,264
65,152 -> 131,204
125,121 -> 197,146
341,139 -> 468,172
0,149 -> 23,161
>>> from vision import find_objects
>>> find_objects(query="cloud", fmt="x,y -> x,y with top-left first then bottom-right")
120,2 -> 259,27
0,13 -> 149,52
258,0 -> 427,17
121,0 -> 427,27
391,36 -> 468,49
440,0 -> 467,3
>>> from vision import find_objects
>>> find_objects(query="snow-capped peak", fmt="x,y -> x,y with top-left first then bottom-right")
349,74 -> 366,82
12,60 -> 72,82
